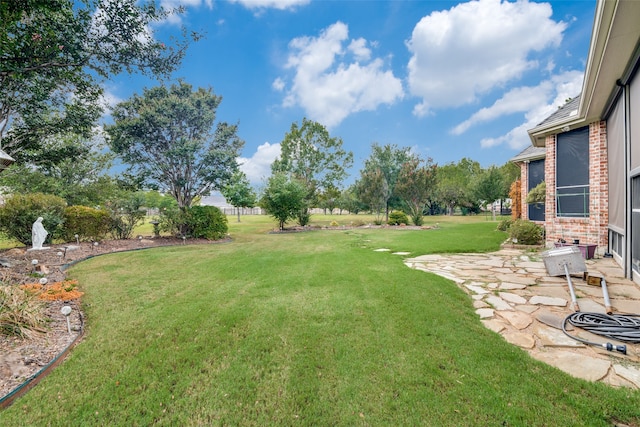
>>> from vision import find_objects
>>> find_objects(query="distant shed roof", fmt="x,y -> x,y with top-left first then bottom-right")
510,145 -> 546,163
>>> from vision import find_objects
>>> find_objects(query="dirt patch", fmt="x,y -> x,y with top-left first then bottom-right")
0,236 -> 227,402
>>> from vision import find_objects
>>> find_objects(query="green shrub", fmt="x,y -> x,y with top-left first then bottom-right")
105,193 -> 146,240
185,206 -> 228,240
388,210 -> 409,226
0,193 -> 66,245
63,206 -> 111,242
297,209 -> 311,227
158,205 -> 185,236
411,213 -> 424,227
497,218 -> 513,232
0,285 -> 47,338
508,219 -> 544,245
351,219 -> 366,227
526,181 -> 546,205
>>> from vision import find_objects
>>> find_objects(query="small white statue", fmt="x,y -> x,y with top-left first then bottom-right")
31,217 -> 49,250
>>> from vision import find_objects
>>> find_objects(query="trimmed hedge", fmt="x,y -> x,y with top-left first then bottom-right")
186,206 -> 228,240
0,193 -> 66,245
63,206 -> 111,242
388,210 -> 409,226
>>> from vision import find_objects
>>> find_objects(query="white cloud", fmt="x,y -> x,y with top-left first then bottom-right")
348,38 -> 371,61
99,86 -> 124,119
272,77 -> 285,92
277,22 -> 403,128
238,142 -> 281,184
478,70 -> 584,150
407,0 -> 566,116
452,85 -> 552,135
228,0 -> 309,11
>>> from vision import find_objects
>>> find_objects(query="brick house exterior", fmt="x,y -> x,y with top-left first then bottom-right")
538,122 -> 608,248
513,0 -> 640,284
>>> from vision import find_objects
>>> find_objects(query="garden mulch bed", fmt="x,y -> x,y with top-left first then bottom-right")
0,236 -> 226,404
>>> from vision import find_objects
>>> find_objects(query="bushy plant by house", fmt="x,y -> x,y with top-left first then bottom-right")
388,210 -> 409,225
185,206 -> 228,240
497,218 -> 513,232
63,206 -> 111,242
526,181 -> 546,205
0,285 -> 47,338
0,193 -> 66,245
508,219 -> 544,245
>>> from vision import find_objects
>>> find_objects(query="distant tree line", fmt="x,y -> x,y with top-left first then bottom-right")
0,1 -> 520,237
260,132 -> 519,229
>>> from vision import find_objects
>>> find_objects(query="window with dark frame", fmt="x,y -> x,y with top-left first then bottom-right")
556,127 -> 589,217
527,159 -> 545,221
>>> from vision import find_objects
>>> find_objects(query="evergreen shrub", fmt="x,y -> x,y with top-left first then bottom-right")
63,206 -> 111,242
508,219 -> 544,245
497,218 -> 513,232
0,193 -> 66,245
388,210 -> 409,225
185,206 -> 228,240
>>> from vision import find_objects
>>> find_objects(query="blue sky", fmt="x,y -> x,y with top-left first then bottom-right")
104,0 -> 596,186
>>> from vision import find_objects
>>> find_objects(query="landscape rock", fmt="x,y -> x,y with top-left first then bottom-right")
529,296 -> 567,307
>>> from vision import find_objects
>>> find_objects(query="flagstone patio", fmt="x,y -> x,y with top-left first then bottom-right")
403,248 -> 640,389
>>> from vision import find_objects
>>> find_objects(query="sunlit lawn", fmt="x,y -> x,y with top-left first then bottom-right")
1,214 -> 639,426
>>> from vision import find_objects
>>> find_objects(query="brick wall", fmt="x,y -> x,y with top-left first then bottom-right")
543,121 -> 609,252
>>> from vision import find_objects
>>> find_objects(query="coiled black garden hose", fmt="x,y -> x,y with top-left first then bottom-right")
562,312 -> 640,355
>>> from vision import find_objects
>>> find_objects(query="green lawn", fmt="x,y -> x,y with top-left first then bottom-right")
1,215 -> 639,426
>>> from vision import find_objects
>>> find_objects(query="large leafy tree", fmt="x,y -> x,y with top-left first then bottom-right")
0,133 -> 125,206
260,172 -> 307,230
271,118 -> 353,224
395,156 -> 438,226
361,143 -> 414,221
338,185 -> 365,215
356,168 -> 388,223
221,170 -> 257,222
436,158 -> 482,215
474,165 -> 505,219
0,0 -> 193,161
318,185 -> 341,214
107,81 -> 244,209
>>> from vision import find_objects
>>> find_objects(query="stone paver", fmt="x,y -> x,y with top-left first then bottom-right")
404,248 -> 640,389
503,332 -> 535,349
533,351 -> 611,382
497,310 -> 533,329
485,295 -> 513,311
534,324 -> 584,348
499,292 -> 528,305
476,308 -> 494,319
613,365 -> 640,388
529,295 -> 567,307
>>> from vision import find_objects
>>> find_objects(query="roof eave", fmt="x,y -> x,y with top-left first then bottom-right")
527,116 -> 588,147
528,0 -> 640,147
